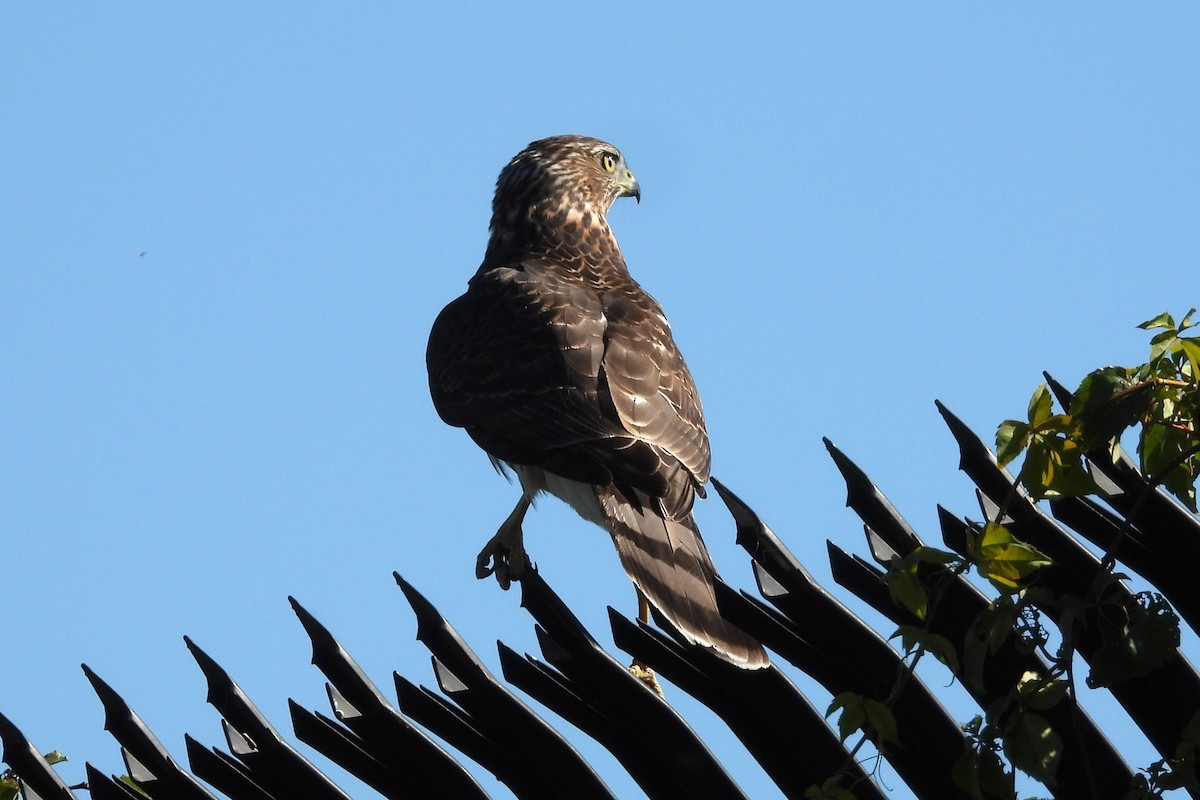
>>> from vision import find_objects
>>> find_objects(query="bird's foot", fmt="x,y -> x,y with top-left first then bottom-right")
629,659 -> 664,698
475,498 -> 532,590
474,535 -> 530,590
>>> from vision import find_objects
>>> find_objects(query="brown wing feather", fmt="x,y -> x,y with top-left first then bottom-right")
598,289 -> 710,517
428,261 -> 674,495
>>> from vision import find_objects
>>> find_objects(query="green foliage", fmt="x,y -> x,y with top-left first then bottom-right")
892,625 -> 960,673
996,384 -> 1099,499
997,309 -> 1200,510
804,777 -> 858,800
954,715 -> 1015,800
121,774 -> 151,796
1087,589 -> 1181,688
884,545 -> 963,620
968,523 -> 1053,591
1124,712 -> 1200,797
885,312 -> 1198,796
826,692 -> 900,748
1003,709 -> 1062,784
820,312 -> 1197,798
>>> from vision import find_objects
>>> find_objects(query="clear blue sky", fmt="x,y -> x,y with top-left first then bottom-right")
3,4 -> 1198,798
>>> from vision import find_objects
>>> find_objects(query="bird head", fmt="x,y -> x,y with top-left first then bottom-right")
493,135 -> 640,228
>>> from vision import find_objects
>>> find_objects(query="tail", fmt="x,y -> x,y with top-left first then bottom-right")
596,486 -> 769,669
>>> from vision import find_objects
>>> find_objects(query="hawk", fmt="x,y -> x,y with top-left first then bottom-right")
427,135 -> 767,669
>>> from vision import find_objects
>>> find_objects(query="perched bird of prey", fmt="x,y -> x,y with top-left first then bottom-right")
427,135 -> 767,669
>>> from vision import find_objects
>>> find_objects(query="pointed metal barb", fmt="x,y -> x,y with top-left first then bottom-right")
183,735 -> 275,800
289,596 -> 394,711
0,711 -> 76,800
612,601 -> 885,800
289,702 -> 412,800
823,438 -> 924,555
82,763 -> 141,800
289,596 -> 488,799
119,750 -> 152,784
937,402 -> 1200,779
394,573 -> 506,690
937,504 -> 973,556
825,542 -> 895,618
498,640 -> 725,800
184,637 -> 352,800
712,478 -> 977,800
81,664 -> 217,800
394,574 -> 615,800
506,571 -> 749,800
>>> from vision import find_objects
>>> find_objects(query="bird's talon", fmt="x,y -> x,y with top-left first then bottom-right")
630,659 -> 664,698
495,560 -> 511,591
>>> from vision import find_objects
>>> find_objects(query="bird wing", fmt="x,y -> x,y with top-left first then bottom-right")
428,260 -> 673,494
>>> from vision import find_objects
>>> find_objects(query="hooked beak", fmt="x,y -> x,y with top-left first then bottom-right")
619,170 -> 641,204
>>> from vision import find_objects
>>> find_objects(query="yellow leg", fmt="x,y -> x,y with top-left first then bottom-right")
637,590 -> 652,625
630,588 -> 664,697
475,495 -> 532,590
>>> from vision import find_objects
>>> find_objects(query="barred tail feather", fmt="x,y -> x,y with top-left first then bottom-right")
597,486 -> 769,669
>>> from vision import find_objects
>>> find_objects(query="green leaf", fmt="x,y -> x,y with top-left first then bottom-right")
1139,311 -> 1176,330
1019,435 -> 1100,499
42,751 -> 67,767
912,545 -> 964,566
975,524 -> 1053,590
826,692 -> 865,742
1027,384 -> 1054,427
1088,592 -> 1181,688
893,625 -> 961,673
863,698 -> 902,748
121,775 -> 151,796
1140,422 -> 1200,511
1176,337 -> 1200,380
887,566 -> 928,620
1004,711 -> 1062,783
1070,366 -> 1143,452
0,779 -> 18,800
1016,671 -> 1068,711
1150,329 -> 1181,362
996,420 -> 1029,467
953,740 -> 1014,800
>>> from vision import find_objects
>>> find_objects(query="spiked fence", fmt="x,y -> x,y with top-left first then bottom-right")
3,400 -> 1199,799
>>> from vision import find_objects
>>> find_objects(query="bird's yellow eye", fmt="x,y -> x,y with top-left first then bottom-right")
600,152 -> 618,174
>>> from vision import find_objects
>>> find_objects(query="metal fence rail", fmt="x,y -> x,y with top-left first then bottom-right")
3,404 -> 1198,799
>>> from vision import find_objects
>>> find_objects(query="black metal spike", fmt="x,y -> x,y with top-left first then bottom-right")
288,702 -> 411,800
81,764 -> 142,800
510,571 -> 750,800
394,672 -> 540,798
0,712 -> 76,800
81,664 -> 217,800
183,637 -> 352,800
936,402 -> 1200,780
712,478 -> 976,799
823,438 -> 923,555
288,596 -> 489,800
394,574 -> 616,800
182,735 -> 275,800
